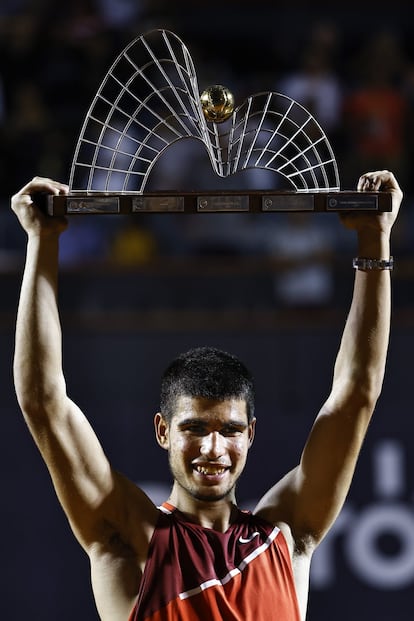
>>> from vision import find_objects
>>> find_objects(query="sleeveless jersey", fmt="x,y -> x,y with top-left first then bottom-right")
128,502 -> 301,621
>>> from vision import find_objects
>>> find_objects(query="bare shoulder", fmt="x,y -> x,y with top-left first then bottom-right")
253,466 -> 317,555
253,468 -> 298,532
87,474 -> 160,621
102,471 -> 159,559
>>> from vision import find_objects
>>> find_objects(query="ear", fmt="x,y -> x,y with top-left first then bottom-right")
154,412 -> 170,450
248,418 -> 256,448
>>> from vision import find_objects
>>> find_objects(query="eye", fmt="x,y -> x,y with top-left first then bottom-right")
221,426 -> 245,437
182,424 -> 207,436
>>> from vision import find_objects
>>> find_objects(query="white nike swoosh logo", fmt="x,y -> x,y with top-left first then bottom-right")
238,531 -> 260,544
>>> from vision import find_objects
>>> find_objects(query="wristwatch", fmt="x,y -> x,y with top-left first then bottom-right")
352,257 -> 394,271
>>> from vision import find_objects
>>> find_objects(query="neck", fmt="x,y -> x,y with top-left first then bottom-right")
168,485 -> 239,531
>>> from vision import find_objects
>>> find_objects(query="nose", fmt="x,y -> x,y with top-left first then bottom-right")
200,431 -> 225,459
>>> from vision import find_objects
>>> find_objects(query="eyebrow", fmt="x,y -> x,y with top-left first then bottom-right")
177,418 -> 248,429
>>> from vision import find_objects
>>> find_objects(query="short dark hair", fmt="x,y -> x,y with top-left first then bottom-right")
160,346 -> 255,423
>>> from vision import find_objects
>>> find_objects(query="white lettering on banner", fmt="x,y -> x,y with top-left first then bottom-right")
345,504 -> 414,588
311,439 -> 414,590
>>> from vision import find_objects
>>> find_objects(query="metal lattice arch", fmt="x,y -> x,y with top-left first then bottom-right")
69,29 -> 340,194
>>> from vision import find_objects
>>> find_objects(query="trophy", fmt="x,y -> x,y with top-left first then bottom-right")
43,29 -> 391,216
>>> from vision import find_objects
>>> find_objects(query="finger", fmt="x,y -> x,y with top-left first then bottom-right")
357,171 -> 381,192
14,177 -> 69,200
357,170 -> 400,193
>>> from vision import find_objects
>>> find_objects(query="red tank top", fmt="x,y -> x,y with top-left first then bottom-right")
129,502 -> 301,621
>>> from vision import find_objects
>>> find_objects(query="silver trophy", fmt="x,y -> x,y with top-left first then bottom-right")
45,29 -> 391,216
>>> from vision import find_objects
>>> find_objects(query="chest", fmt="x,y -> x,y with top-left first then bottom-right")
133,513 -> 301,620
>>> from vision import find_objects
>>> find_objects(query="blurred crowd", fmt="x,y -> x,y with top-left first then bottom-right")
1,1 -> 414,309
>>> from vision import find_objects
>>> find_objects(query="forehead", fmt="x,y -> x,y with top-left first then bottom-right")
173,395 -> 248,423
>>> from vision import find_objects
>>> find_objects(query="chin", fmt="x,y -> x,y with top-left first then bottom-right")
193,492 -> 229,502
191,485 -> 235,503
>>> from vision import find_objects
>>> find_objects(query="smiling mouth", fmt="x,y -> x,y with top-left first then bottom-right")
194,465 -> 228,476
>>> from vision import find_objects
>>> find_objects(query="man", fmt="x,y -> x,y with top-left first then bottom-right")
12,170 -> 402,621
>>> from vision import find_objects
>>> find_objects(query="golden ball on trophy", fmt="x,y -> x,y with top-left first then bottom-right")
200,85 -> 235,123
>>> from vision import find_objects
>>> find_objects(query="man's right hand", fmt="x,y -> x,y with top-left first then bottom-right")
11,176 -> 69,237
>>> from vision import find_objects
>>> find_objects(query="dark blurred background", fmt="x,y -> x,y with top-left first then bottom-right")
1,1 -> 414,620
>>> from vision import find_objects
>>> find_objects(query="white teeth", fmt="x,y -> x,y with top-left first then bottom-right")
196,466 -> 226,475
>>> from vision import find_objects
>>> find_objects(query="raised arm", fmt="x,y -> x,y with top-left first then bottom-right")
12,178 -> 157,556
255,170 -> 402,547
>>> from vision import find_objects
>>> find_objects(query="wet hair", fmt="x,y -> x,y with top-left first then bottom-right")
160,346 -> 255,423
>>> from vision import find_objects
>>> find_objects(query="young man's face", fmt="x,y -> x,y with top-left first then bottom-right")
155,395 -> 256,503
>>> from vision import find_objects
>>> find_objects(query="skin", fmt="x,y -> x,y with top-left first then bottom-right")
12,171 -> 402,620
155,396 -> 255,529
